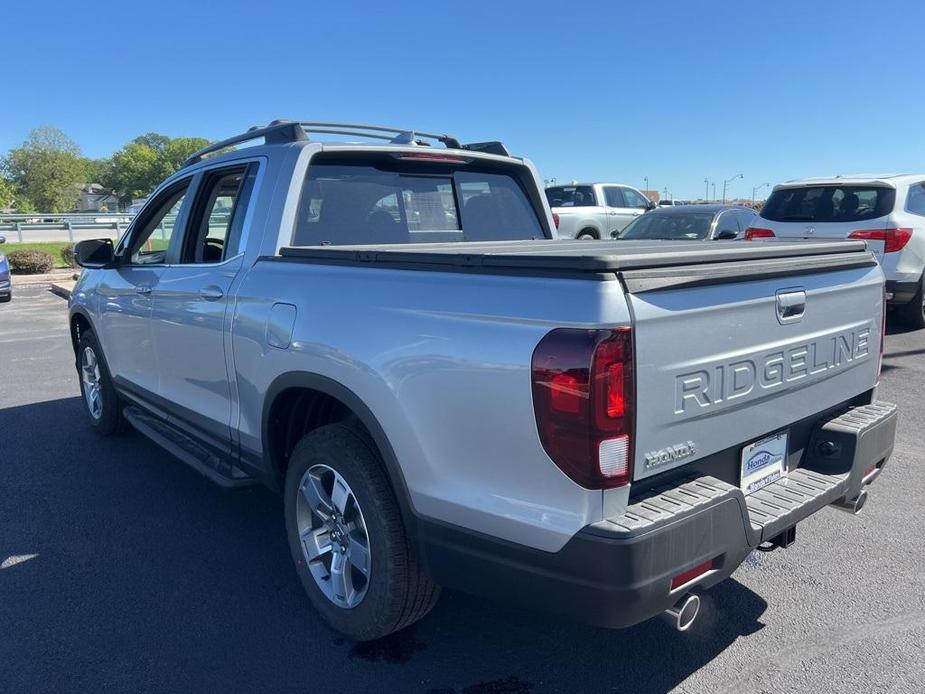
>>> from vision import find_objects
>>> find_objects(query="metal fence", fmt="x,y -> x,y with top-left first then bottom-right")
0,213 -> 135,243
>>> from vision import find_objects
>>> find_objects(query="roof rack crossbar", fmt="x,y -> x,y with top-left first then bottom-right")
183,121 -> 307,166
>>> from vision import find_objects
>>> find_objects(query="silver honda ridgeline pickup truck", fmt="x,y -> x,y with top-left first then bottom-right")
69,121 -> 897,640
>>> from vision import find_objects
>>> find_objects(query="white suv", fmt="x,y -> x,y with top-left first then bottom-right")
747,174 -> 925,327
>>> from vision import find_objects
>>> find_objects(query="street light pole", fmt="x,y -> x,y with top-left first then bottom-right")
711,183 -> 716,201
644,176 -> 649,194
722,173 -> 743,204
704,178 -> 709,202
751,182 -> 769,203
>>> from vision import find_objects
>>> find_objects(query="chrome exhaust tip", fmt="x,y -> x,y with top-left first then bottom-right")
661,594 -> 701,632
831,489 -> 868,515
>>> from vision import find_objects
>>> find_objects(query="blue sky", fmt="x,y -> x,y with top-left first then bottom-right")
3,1 -> 924,200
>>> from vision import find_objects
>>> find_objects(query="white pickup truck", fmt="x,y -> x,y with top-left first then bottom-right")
70,121 -> 896,641
546,182 -> 655,239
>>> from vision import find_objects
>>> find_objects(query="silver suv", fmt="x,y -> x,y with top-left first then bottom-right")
749,174 -> 925,327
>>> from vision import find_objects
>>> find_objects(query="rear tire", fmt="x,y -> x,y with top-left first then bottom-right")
577,229 -> 599,240
284,423 -> 440,641
76,329 -> 126,435
898,276 -> 925,329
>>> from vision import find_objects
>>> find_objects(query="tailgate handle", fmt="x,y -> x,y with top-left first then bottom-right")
776,289 -> 806,324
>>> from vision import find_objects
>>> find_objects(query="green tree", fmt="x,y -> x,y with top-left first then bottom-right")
102,134 -> 210,205
84,157 -> 112,185
2,127 -> 87,212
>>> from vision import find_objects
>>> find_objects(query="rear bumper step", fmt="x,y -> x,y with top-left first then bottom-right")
417,401 -> 897,629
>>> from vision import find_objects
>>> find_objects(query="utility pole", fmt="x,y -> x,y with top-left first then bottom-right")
722,173 -> 743,204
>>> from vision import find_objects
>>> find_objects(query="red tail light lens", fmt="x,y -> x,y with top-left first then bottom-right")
531,328 -> 634,489
744,227 -> 776,240
552,212 -> 560,229
848,228 -> 912,253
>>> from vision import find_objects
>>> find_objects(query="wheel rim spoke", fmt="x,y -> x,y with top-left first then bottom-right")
301,473 -> 334,522
329,550 -> 351,602
303,527 -> 332,561
331,476 -> 350,515
347,536 -> 370,576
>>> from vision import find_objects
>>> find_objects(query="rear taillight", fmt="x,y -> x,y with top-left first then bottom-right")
531,328 -> 634,489
744,227 -> 776,240
848,227 -> 912,253
552,212 -> 560,229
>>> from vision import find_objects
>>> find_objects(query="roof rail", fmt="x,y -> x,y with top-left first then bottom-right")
183,119 -> 510,167
298,121 -> 462,149
183,120 -> 308,166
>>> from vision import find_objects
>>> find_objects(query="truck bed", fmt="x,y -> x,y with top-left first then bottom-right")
277,239 -> 875,290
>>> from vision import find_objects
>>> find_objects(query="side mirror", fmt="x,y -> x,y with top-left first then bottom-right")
715,229 -> 738,240
646,200 -> 656,210
0,235 -> 6,244
74,238 -> 115,268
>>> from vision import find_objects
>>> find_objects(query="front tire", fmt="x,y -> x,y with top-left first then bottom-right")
76,329 -> 125,435
898,275 -> 925,329
284,424 -> 440,641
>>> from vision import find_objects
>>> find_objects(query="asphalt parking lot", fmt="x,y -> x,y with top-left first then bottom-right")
1,285 -> 924,694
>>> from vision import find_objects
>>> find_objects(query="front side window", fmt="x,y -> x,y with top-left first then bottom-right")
545,186 -> 596,208
127,182 -> 190,264
621,187 -> 649,209
761,185 -> 895,223
293,157 -> 544,246
906,182 -> 925,217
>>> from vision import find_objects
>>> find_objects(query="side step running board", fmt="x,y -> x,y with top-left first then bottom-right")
123,406 -> 257,489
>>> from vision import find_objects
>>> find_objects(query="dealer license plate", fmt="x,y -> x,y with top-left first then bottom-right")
740,431 -> 788,495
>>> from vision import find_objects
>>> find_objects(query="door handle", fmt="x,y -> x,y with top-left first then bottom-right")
199,286 -> 224,301
136,285 -> 152,296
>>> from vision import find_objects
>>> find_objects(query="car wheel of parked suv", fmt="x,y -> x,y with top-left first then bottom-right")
284,423 -> 440,641
77,330 -> 126,435
898,276 -> 925,329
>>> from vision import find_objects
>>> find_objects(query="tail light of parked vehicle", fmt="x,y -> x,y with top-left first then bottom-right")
848,228 -> 912,253
552,212 -> 560,229
744,227 -> 776,240
531,328 -> 634,489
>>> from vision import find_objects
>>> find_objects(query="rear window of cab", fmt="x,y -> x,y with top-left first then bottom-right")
761,185 -> 895,223
292,153 -> 547,246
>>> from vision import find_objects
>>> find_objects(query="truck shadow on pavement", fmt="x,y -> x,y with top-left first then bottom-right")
0,397 -> 768,694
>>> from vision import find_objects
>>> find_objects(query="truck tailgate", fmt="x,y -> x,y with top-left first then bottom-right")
625,260 -> 884,481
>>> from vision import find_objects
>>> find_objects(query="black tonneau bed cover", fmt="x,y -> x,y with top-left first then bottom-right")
276,239 -> 876,291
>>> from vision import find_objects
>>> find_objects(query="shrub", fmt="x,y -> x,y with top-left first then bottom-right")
61,243 -> 77,268
7,249 -> 55,274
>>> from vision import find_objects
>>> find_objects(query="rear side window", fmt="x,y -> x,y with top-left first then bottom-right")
603,187 -> 625,207
294,157 -> 545,245
761,185 -> 895,223
545,186 -> 596,207
906,182 -> 925,217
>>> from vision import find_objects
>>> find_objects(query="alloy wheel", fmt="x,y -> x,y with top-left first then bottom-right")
296,464 -> 371,608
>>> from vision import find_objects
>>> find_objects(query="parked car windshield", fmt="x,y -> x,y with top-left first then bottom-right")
617,212 -> 715,240
761,185 -> 895,223
545,186 -> 596,207
293,156 -> 546,245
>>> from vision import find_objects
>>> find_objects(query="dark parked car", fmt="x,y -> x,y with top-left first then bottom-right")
613,204 -> 758,241
0,236 -> 11,303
